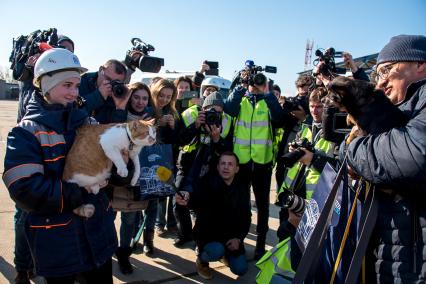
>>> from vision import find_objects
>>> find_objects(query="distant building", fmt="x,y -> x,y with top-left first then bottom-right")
0,79 -> 19,100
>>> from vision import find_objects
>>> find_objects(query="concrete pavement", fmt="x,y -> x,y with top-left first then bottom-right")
0,100 -> 281,283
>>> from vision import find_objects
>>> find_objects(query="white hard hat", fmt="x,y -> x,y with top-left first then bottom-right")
33,48 -> 87,87
200,77 -> 222,95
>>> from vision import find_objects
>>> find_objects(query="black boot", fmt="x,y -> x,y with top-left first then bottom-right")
14,271 -> 30,284
115,247 -> 133,274
143,230 -> 155,256
254,235 -> 266,261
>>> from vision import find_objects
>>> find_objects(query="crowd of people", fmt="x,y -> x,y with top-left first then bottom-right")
2,33 -> 426,284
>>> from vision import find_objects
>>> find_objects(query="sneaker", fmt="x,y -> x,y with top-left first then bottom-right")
196,257 -> 213,280
220,256 -> 230,267
156,227 -> 166,237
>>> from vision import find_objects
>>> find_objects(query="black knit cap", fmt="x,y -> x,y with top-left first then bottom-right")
58,35 -> 75,50
377,34 -> 426,65
202,91 -> 224,109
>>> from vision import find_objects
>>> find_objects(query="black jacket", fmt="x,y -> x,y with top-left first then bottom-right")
347,79 -> 426,283
189,171 -> 251,254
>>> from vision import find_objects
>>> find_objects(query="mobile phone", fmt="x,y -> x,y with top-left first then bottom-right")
182,90 -> 198,100
204,61 -> 219,69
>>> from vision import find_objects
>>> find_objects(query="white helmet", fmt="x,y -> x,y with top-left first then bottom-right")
200,77 -> 223,96
33,48 -> 87,87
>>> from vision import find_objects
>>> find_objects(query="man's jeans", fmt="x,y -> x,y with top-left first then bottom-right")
199,241 -> 248,276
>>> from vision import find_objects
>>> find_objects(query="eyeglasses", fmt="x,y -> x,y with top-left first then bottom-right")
374,62 -> 398,81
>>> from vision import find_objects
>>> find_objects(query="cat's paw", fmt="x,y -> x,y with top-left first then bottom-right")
73,204 -> 95,218
117,167 -> 128,178
130,175 -> 138,186
89,185 -> 100,194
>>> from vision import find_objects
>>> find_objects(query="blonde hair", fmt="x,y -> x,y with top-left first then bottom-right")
150,79 -> 178,119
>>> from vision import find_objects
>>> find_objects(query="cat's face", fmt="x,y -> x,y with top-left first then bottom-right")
128,119 -> 156,146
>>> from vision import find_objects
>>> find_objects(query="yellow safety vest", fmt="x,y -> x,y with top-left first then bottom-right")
181,105 -> 232,153
277,125 -> 332,200
256,237 -> 295,283
233,97 -> 273,164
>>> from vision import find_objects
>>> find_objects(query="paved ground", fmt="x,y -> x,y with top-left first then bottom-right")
0,100 -> 281,283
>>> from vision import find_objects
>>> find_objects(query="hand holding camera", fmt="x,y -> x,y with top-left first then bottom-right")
282,138 -> 314,168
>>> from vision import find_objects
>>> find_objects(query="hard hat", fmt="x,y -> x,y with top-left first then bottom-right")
33,48 -> 87,87
200,77 -> 223,95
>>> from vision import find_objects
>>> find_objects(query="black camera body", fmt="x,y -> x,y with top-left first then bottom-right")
110,80 -> 127,98
9,28 -> 59,81
230,60 -> 277,91
284,95 -> 309,113
313,47 -> 346,77
204,109 -> 221,127
282,137 -> 314,168
126,38 -> 164,73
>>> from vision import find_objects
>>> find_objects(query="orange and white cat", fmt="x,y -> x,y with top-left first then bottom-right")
63,119 -> 156,196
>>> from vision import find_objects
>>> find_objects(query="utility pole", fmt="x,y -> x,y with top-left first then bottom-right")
304,39 -> 314,71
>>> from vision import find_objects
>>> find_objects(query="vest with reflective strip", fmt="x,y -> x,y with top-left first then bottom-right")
3,120 -> 66,188
233,97 -> 273,164
278,125 -> 332,200
181,106 -> 232,153
256,237 -> 295,283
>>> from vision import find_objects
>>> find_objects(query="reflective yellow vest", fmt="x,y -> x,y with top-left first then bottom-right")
256,237 -> 295,283
278,125 -> 333,200
233,97 -> 273,164
181,105 -> 232,153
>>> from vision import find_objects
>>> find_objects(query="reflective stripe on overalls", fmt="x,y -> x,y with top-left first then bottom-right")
233,97 -> 273,164
2,120 -> 65,187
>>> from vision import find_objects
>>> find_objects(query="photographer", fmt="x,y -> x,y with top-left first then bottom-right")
174,76 -> 195,113
275,87 -> 338,270
173,92 -> 233,247
79,59 -> 130,124
344,35 -> 426,283
275,75 -> 313,189
224,68 -> 292,260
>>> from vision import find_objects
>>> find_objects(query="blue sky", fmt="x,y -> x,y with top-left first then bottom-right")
1,0 -> 425,95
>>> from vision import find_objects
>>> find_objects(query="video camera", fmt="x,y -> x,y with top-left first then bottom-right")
282,137 -> 314,168
125,38 -> 164,73
312,47 -> 346,77
230,60 -> 277,91
9,28 -> 59,81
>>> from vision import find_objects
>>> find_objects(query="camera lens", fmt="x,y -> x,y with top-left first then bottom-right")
111,80 -> 126,98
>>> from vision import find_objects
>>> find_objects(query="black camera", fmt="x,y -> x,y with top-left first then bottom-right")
278,191 -> 307,216
9,28 -> 59,81
204,109 -> 221,127
312,47 -> 346,77
282,137 -> 314,168
125,38 -> 164,73
284,95 -> 309,113
230,60 -> 277,91
110,80 -> 127,98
